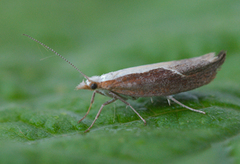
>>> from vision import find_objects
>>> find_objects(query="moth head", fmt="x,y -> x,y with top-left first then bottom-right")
76,76 -> 101,90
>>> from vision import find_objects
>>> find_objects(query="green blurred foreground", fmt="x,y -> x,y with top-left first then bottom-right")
0,0 -> 240,163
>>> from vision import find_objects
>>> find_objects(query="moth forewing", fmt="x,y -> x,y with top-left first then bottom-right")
98,51 -> 226,97
24,34 -> 226,133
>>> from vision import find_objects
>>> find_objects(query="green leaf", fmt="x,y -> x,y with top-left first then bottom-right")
0,0 -> 240,163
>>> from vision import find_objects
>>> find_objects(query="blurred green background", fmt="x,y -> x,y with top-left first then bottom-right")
0,0 -> 240,163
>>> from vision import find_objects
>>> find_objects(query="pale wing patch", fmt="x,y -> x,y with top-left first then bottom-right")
100,61 -> 183,81
202,52 -> 216,62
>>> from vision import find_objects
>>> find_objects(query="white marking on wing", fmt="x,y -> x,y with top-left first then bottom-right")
100,62 -> 184,81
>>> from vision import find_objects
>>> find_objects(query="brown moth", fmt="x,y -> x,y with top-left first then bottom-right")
24,34 -> 226,132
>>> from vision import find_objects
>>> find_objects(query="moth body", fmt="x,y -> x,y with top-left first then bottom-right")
77,51 -> 226,98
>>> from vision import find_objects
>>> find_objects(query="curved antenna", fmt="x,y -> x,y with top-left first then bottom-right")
23,34 -> 90,80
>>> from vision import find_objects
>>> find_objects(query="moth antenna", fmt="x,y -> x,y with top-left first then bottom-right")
23,34 -> 90,80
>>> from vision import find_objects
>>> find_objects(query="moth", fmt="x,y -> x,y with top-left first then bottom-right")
24,34 -> 226,132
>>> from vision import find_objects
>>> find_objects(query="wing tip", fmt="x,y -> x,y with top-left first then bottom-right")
216,50 -> 226,65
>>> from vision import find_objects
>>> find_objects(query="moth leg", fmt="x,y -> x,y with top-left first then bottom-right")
166,96 -> 206,114
109,92 -> 147,125
84,98 -> 117,133
166,98 -> 171,106
78,90 -> 97,123
150,97 -> 153,103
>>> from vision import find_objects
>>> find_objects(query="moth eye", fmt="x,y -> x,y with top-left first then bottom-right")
90,83 -> 98,90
